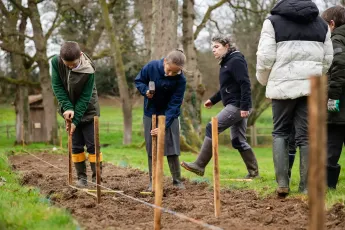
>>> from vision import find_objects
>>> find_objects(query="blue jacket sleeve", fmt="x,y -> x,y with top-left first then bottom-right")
165,77 -> 186,129
135,63 -> 150,96
232,58 -> 252,111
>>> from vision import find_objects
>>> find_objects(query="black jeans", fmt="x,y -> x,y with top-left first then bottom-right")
272,97 -> 308,147
72,121 -> 96,154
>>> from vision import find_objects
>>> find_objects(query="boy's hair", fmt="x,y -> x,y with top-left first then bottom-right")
322,6 -> 345,29
60,41 -> 81,61
211,34 -> 236,52
165,49 -> 186,69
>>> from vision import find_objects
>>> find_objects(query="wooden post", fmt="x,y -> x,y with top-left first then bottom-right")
6,125 -> 9,139
308,75 -> 327,230
212,117 -> 221,218
21,123 -> 24,147
151,114 -> 157,192
59,126 -> 63,149
94,116 -> 101,204
67,121 -> 73,185
154,115 -> 165,230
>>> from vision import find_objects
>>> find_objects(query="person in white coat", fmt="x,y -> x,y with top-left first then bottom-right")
256,0 -> 333,197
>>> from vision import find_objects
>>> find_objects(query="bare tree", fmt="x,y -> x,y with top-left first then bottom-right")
99,0 -> 133,144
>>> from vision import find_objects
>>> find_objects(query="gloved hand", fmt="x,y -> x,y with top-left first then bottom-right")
328,99 -> 340,112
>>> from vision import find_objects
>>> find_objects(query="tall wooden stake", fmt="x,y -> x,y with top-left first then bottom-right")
152,114 -> 157,192
154,116 -> 165,230
21,123 -> 24,147
308,75 -> 327,230
67,121 -> 72,185
59,126 -> 63,149
212,117 -> 221,218
94,116 -> 101,204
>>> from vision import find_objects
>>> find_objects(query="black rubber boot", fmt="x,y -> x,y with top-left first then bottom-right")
181,137 -> 213,176
327,164 -> 341,189
167,155 -> 185,189
147,155 -> 153,191
273,137 -> 290,198
74,161 -> 87,187
239,148 -> 259,179
298,146 -> 308,194
90,162 -> 102,183
288,153 -> 296,180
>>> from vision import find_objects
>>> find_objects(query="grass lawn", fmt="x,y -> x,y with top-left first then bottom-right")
0,101 -> 344,230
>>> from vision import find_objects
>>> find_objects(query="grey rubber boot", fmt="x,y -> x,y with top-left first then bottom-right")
299,146 -> 308,194
147,155 -> 153,191
167,155 -> 185,189
74,161 -> 87,187
239,148 -> 259,179
90,162 -> 103,183
273,137 -> 290,197
181,137 -> 213,176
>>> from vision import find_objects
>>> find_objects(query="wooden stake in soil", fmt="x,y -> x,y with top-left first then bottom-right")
308,75 -> 327,230
21,123 -> 24,147
94,116 -> 101,204
67,121 -> 72,185
59,126 -> 63,149
152,114 -> 157,192
154,115 -> 165,230
212,117 -> 221,218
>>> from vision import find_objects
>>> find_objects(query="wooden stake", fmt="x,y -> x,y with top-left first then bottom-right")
59,126 -> 63,149
67,121 -> 72,185
308,75 -> 327,230
212,117 -> 221,218
154,116 -> 165,230
94,116 -> 101,204
21,123 -> 24,147
152,114 -> 157,192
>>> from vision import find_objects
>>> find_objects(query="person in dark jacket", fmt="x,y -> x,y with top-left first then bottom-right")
181,35 -> 259,179
256,0 -> 333,197
135,49 -> 187,190
322,6 -> 345,189
51,41 -> 101,187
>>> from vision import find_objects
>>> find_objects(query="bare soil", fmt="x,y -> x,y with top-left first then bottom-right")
10,153 -> 345,230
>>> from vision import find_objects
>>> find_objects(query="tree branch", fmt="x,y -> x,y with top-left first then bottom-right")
92,48 -> 111,60
227,0 -> 267,14
0,43 -> 34,63
0,76 -> 40,88
6,32 -> 34,40
209,18 -> 222,34
0,1 -> 10,17
8,0 -> 30,15
194,0 -> 227,40
45,5 -> 62,41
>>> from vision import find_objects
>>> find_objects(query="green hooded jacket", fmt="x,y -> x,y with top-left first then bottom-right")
51,53 -> 100,126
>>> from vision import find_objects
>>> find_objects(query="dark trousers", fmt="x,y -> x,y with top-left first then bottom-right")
272,97 -> 308,147
72,121 -> 96,154
327,124 -> 344,188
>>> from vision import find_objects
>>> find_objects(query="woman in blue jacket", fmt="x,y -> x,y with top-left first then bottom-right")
181,35 -> 259,179
135,49 -> 187,190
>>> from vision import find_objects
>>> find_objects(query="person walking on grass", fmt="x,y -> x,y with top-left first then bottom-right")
321,6 -> 345,189
256,0 -> 333,197
51,41 -> 101,187
181,35 -> 259,179
135,49 -> 187,190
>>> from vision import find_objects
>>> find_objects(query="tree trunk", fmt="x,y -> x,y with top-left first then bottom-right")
181,0 -> 204,150
28,0 -> 58,144
99,0 -> 132,144
150,0 -> 178,60
134,0 -> 152,61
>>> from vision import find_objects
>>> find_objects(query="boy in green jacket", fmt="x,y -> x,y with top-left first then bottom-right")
51,41 -> 101,187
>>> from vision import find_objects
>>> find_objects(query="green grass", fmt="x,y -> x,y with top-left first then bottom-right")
0,152 -> 77,230
0,101 -> 344,218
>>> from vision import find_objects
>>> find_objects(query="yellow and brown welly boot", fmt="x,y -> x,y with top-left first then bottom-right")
89,153 -> 103,183
72,152 -> 87,187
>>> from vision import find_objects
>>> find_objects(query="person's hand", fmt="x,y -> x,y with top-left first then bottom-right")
146,90 -> 154,99
328,99 -> 340,112
150,128 -> 158,136
63,110 -> 74,121
66,122 -> 76,135
204,99 -> 213,109
240,111 -> 249,118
